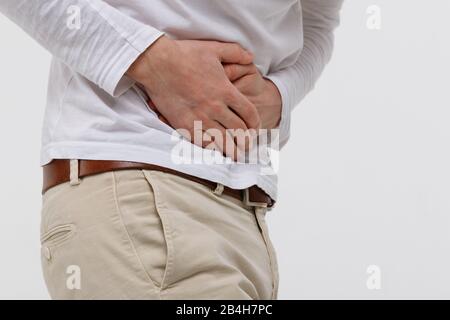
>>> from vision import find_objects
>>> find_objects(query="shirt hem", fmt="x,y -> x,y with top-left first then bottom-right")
41,141 -> 278,200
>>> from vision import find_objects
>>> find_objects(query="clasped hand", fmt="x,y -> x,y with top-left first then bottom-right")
127,36 -> 281,160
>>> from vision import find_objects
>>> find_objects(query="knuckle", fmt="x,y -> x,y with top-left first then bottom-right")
210,103 -> 224,114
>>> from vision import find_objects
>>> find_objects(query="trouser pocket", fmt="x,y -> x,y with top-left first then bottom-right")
114,169 -> 174,290
40,171 -> 164,299
140,170 -> 277,299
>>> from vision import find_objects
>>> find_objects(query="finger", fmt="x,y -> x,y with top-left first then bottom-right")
224,85 -> 261,130
212,42 -> 254,64
176,115 -> 241,161
212,106 -> 254,152
201,131 -> 223,156
223,63 -> 258,82
231,127 -> 255,153
201,120 -> 241,161
212,103 -> 248,131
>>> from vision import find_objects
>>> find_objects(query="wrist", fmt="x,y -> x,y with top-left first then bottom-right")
126,35 -> 175,86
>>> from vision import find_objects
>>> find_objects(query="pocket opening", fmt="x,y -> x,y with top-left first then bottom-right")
40,224 -> 76,247
141,170 -> 174,290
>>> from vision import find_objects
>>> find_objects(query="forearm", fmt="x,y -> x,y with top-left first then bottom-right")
266,0 -> 344,147
0,0 -> 163,96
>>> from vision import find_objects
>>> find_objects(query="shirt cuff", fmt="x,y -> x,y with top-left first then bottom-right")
103,28 -> 165,97
265,73 -> 292,148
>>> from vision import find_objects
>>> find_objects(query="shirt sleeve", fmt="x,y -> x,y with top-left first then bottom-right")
0,0 -> 164,97
266,0 -> 344,148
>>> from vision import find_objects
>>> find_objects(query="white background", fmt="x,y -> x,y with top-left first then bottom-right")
1,0 -> 450,299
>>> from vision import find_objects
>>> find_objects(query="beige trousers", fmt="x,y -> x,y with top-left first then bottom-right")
40,168 -> 279,299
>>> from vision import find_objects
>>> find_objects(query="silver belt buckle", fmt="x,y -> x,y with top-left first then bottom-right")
243,188 -> 268,208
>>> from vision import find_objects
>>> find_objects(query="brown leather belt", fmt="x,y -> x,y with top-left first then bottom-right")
42,159 -> 274,208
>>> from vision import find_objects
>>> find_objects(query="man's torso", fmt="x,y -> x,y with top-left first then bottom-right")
42,0 -> 304,200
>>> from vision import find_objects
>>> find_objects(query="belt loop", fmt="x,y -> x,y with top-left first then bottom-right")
213,183 -> 224,196
244,188 -> 268,208
69,159 -> 81,186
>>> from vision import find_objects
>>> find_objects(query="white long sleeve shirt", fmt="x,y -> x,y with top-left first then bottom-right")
0,0 -> 343,201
